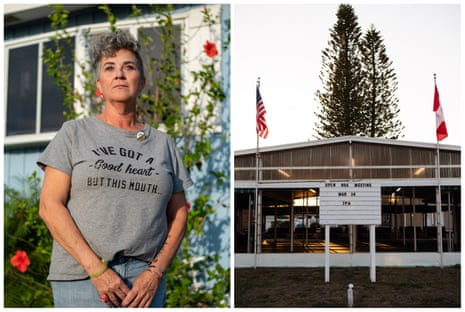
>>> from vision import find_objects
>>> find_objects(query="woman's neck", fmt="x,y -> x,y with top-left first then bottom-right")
97,105 -> 143,131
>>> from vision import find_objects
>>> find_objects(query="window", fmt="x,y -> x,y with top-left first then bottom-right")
6,44 -> 38,136
137,26 -> 182,125
41,41 -> 74,133
139,26 -> 181,96
6,39 -> 74,138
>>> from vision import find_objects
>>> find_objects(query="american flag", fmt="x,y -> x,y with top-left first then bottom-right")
256,85 -> 269,139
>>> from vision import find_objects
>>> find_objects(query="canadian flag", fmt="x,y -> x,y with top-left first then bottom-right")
433,84 -> 448,141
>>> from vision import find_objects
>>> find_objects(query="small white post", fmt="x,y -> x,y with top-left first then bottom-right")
347,283 -> 354,307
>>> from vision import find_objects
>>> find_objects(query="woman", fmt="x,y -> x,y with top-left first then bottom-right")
37,29 -> 192,307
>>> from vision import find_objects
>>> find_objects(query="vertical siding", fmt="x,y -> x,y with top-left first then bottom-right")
4,148 -> 45,193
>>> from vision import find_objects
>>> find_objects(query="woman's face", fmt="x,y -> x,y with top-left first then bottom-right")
96,49 -> 145,103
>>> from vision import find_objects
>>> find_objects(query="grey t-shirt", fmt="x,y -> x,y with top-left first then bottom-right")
37,117 -> 192,280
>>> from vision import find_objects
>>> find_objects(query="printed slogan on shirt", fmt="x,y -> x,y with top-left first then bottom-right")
86,145 -> 170,195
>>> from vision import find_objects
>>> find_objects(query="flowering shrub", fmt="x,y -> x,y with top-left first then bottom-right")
4,172 -> 53,307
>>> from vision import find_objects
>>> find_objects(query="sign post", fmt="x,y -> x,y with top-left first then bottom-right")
320,180 -> 381,282
325,225 -> 330,282
370,224 -> 376,282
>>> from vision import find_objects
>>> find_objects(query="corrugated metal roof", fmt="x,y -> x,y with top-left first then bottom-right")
235,135 -> 461,156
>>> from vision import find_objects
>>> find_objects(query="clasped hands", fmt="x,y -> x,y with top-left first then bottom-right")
92,268 -> 160,308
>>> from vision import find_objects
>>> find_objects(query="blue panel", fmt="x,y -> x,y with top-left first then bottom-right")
4,148 -> 45,193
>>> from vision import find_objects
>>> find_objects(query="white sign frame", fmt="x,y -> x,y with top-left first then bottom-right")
319,181 -> 381,225
320,180 -> 381,283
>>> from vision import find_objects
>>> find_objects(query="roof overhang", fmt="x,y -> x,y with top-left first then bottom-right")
235,136 -> 461,156
4,4 -> 95,27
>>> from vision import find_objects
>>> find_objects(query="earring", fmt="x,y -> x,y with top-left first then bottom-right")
96,89 -> 105,100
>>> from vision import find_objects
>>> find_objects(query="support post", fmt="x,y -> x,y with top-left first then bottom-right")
413,187 -> 417,251
447,191 -> 452,251
369,224 -> 376,282
247,193 -> 252,253
290,193 -> 294,253
325,225 -> 330,282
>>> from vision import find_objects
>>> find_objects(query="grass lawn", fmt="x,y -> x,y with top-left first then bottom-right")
234,266 -> 460,307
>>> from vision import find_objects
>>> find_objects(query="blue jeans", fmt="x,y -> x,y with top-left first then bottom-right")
51,257 -> 166,307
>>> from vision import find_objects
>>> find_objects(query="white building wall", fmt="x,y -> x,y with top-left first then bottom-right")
235,252 -> 460,268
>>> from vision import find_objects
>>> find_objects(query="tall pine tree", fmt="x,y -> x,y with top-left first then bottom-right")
360,25 -> 404,139
315,4 -> 403,139
314,4 -> 365,138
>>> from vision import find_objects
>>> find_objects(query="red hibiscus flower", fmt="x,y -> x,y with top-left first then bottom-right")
203,41 -> 218,58
10,250 -> 31,273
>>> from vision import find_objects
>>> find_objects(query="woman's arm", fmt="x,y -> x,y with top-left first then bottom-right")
122,191 -> 189,307
39,166 -> 129,305
39,166 -> 104,273
151,191 -> 189,273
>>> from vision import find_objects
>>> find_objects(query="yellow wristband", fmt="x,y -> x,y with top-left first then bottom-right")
89,259 -> 108,279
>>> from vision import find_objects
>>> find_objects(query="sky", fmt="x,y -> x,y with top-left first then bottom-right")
231,1 -> 462,151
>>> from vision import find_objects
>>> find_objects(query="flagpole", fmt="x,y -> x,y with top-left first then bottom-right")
434,73 -> 444,267
254,77 -> 260,269
254,77 -> 268,268
436,141 -> 443,267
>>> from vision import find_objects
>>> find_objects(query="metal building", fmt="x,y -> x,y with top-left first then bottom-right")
234,136 -> 461,267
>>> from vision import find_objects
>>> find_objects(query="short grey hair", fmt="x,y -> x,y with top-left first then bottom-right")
89,28 -> 145,79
